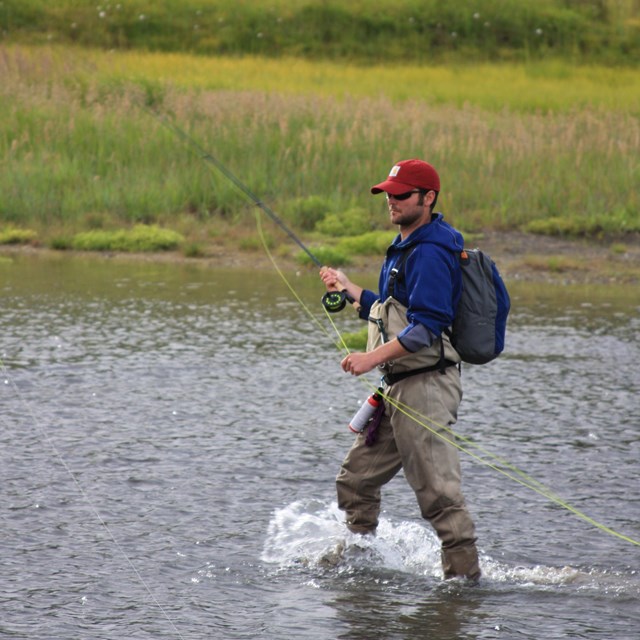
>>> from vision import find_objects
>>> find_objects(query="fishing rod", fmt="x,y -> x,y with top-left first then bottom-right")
144,107 -> 640,550
146,107 -> 357,314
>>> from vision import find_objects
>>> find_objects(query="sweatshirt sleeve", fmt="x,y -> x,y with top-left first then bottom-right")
358,289 -> 378,320
402,244 -> 458,338
397,322 -> 436,352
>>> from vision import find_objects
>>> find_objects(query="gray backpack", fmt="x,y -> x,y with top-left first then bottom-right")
449,249 -> 510,364
392,247 -> 511,365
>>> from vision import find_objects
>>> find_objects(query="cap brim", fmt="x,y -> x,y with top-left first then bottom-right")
370,179 -> 416,195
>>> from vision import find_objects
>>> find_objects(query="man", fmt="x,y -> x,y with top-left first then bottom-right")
320,159 -> 480,581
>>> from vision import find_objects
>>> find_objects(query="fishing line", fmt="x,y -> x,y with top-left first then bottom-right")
255,196 -> 640,548
147,108 -> 639,548
144,106 -> 322,269
146,106 -> 356,314
379,393 -> 640,547
0,358 -> 188,639
254,210 -> 347,353
318,292 -> 640,547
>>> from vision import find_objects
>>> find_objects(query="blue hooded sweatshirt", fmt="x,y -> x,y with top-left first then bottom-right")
358,213 -> 465,352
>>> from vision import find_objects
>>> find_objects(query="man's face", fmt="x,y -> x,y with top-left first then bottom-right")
386,190 -> 433,229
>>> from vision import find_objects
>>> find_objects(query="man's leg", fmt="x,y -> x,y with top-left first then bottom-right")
389,368 -> 481,580
336,415 -> 402,534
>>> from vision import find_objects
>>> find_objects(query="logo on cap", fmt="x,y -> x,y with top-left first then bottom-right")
389,165 -> 401,177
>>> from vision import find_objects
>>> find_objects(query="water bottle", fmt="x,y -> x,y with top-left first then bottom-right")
348,390 -> 383,433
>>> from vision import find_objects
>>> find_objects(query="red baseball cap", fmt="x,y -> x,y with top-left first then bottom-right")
371,159 -> 440,195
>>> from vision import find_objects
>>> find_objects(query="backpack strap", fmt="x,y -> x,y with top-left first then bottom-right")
387,245 -> 416,299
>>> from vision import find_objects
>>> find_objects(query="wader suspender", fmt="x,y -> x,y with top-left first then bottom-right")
382,246 -> 457,385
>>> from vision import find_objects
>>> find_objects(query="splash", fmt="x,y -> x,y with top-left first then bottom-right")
261,499 -> 448,578
261,499 -> 639,594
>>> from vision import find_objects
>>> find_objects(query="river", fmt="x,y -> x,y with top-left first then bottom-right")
1,253 -> 638,639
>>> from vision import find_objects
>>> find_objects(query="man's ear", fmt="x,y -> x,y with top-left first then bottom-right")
425,190 -> 436,208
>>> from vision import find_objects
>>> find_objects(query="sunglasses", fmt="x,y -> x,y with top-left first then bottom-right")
386,190 -> 423,201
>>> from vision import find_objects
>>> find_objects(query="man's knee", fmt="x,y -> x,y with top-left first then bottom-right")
422,496 -> 477,549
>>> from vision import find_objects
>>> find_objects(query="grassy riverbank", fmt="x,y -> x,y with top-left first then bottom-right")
2,44 -> 639,259
1,0 -> 639,265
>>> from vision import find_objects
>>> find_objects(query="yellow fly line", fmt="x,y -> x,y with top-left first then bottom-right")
255,209 -> 640,548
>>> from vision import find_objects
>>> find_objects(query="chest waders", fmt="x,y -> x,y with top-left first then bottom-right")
367,256 -> 460,386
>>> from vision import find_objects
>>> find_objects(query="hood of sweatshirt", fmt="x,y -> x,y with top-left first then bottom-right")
377,213 -> 465,336
391,212 -> 464,254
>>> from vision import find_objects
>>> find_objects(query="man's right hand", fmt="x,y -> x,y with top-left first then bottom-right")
319,266 -> 349,292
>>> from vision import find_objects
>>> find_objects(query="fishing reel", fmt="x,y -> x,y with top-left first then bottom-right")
319,267 -> 360,313
322,289 -> 349,313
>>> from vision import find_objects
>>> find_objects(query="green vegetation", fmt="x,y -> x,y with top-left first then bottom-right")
0,0 -> 638,255
341,327 -> 369,351
1,0 -> 638,65
2,44 -> 637,250
0,226 -> 38,245
296,246 -> 352,268
63,225 -> 183,252
296,231 -> 400,265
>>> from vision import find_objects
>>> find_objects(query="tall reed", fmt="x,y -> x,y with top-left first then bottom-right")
1,45 -> 638,238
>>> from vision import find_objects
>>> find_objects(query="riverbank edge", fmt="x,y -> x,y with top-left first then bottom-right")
2,231 -> 639,286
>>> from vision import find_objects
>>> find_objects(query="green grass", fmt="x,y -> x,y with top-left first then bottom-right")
69,225 -> 184,252
1,0 -> 638,64
7,44 -> 640,113
341,327 -> 369,351
296,245 -> 352,267
0,226 -> 37,245
1,43 -> 639,249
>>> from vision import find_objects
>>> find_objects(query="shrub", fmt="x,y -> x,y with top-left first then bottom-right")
340,327 -> 368,350
296,245 -> 351,266
71,225 -> 184,252
337,231 -> 397,255
0,227 -> 37,245
282,196 -> 334,231
50,236 -> 73,250
315,207 -> 374,237
182,242 -> 205,257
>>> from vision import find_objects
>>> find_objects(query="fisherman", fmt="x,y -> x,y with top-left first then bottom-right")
320,159 -> 481,581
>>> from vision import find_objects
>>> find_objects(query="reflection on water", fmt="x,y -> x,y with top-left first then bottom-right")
1,253 -> 639,640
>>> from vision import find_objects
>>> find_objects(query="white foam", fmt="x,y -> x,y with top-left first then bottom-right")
261,499 -> 443,578
261,499 -> 640,594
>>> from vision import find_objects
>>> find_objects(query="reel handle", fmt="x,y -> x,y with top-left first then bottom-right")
320,266 -> 361,313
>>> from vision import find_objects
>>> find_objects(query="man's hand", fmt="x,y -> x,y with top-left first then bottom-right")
341,339 -> 412,376
341,352 -> 377,376
319,266 -> 350,292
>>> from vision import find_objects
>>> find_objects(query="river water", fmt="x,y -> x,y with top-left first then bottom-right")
1,253 -> 638,640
